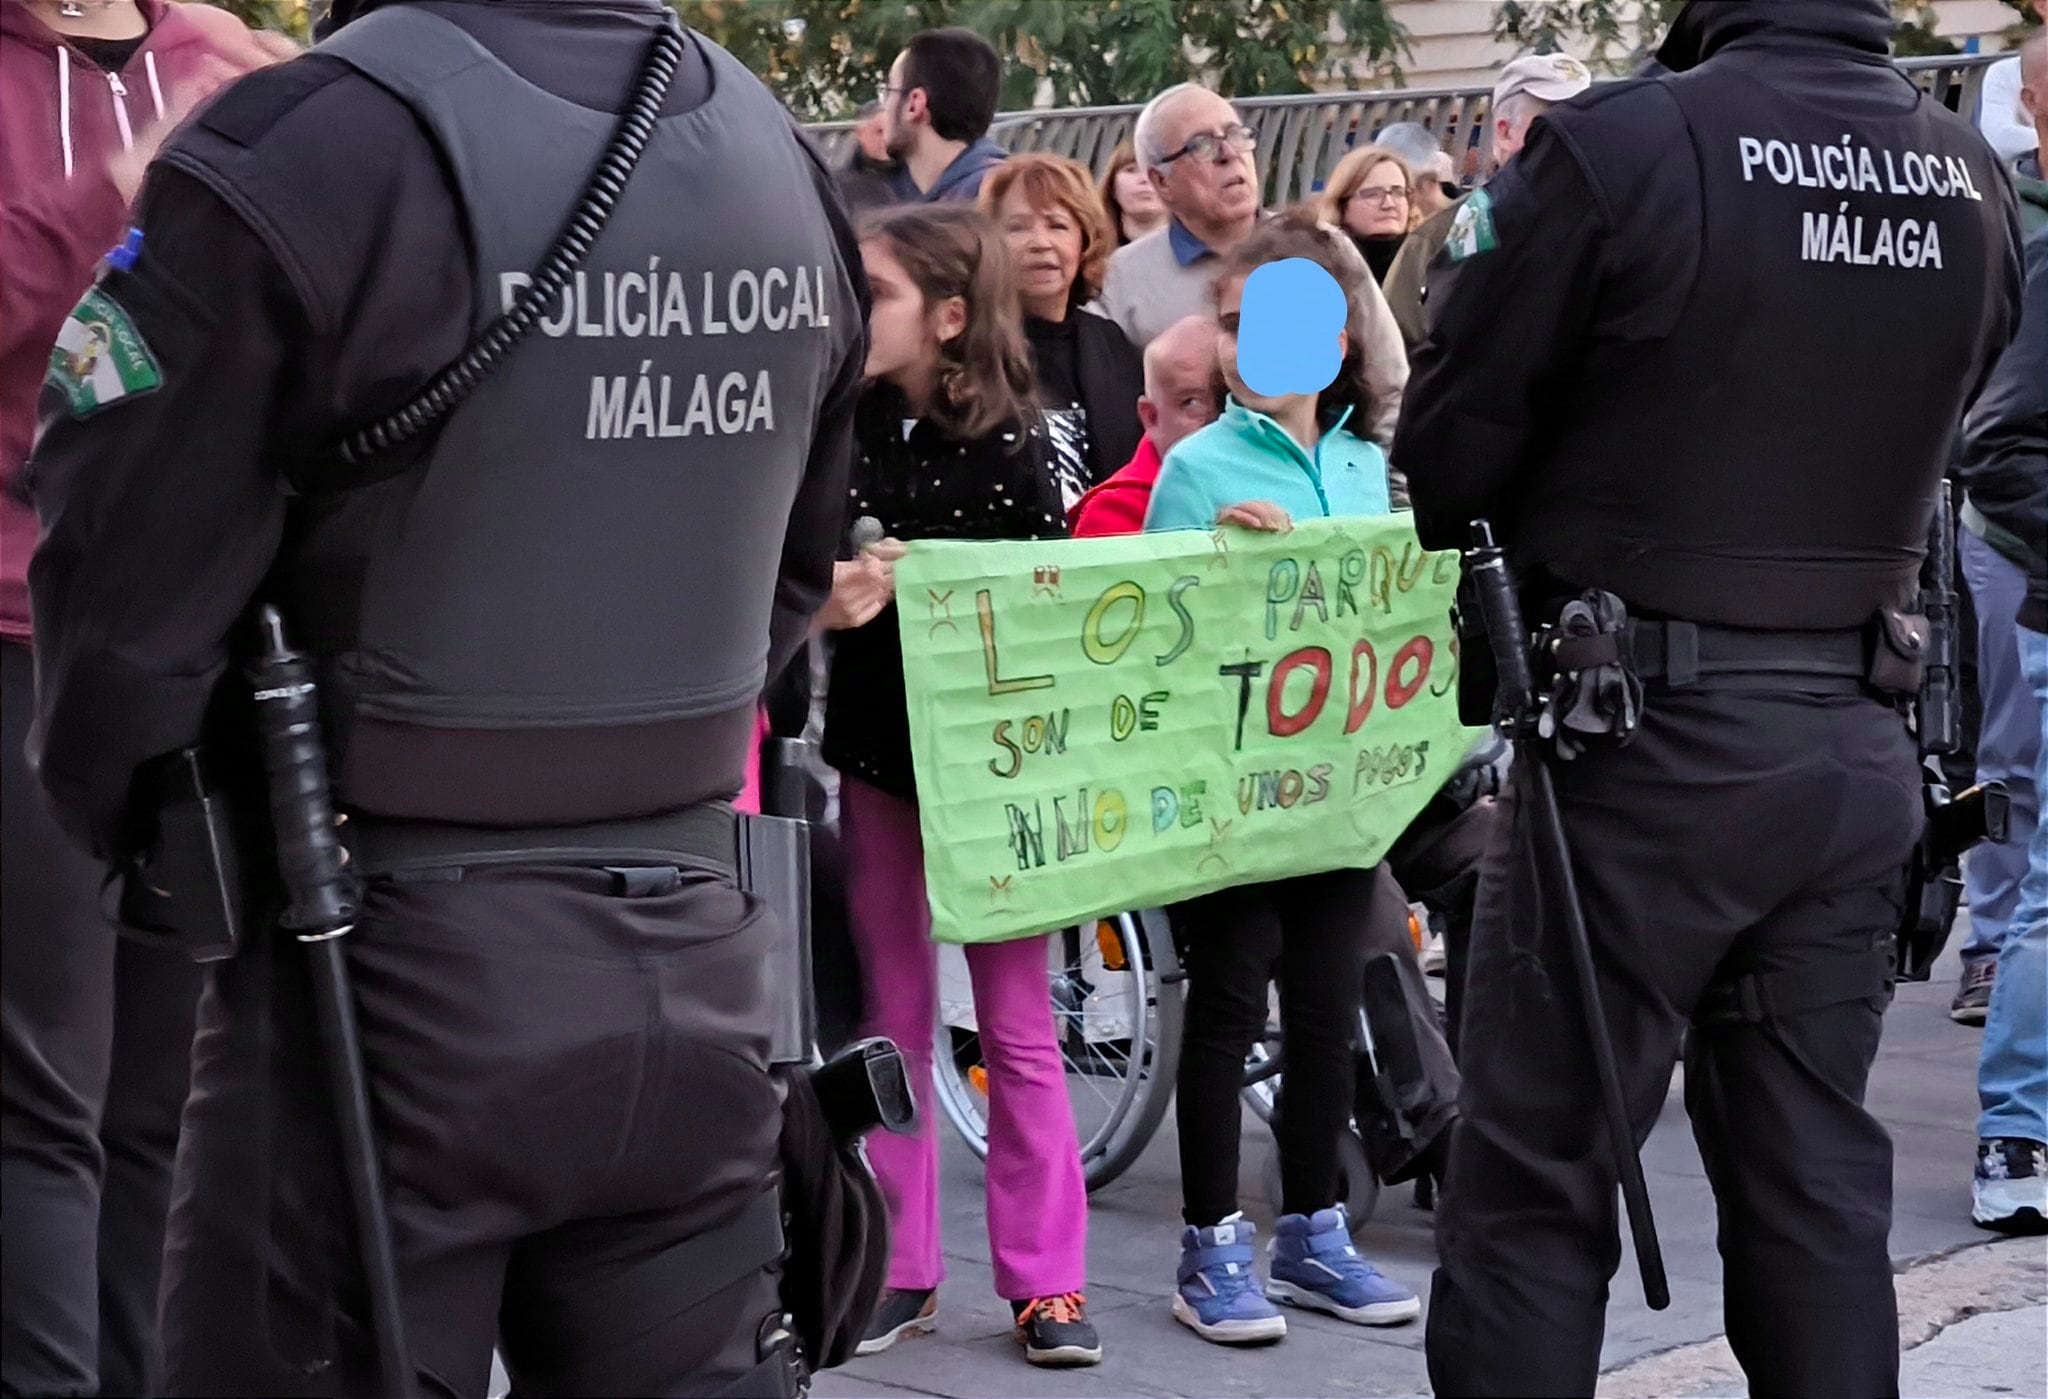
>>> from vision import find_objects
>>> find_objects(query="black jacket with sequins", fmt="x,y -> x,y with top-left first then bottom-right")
823,393 -> 1066,803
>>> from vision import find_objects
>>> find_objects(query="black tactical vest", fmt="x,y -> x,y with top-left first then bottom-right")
298,8 -> 848,817
1515,49 -> 2014,630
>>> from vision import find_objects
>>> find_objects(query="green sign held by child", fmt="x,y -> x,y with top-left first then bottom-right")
896,515 -> 1483,943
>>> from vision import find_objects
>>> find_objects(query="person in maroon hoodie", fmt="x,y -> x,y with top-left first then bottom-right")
1067,313 -> 1220,539
0,4 -> 288,1393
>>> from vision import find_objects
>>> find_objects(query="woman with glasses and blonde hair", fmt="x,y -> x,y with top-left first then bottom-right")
1319,145 -> 1422,284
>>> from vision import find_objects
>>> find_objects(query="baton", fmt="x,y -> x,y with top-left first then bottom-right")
249,607 -> 417,1397
1917,482 -> 1958,757
1465,522 -> 1670,1311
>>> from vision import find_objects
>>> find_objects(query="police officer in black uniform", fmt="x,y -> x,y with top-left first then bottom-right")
1395,2 -> 2021,1395
25,0 -> 866,1391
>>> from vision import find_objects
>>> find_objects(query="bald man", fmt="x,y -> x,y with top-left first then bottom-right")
1069,315 -> 1221,537
2016,27 -> 2047,236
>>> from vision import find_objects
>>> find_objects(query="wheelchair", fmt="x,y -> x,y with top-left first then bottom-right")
931,908 -> 1186,1190
932,735 -> 1504,1214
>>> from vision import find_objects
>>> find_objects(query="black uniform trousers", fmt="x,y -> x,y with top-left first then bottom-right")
157,862 -> 788,1398
2,642 -> 202,1399
1426,686 -> 1917,1399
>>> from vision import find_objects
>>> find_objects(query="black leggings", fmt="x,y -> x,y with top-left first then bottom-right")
1172,865 -> 1398,1226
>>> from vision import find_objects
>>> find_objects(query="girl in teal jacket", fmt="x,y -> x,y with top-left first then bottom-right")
1146,210 -> 1421,1346
1143,216 -> 1392,534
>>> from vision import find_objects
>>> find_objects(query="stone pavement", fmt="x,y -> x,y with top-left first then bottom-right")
812,938 -> 2048,1399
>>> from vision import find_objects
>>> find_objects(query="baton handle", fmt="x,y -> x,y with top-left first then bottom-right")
1466,522 -> 1536,731
249,607 -> 354,936
1918,483 -> 1958,757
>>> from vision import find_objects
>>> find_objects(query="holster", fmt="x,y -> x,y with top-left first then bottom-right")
738,810 -> 817,1067
111,745 -> 260,963
1895,764 -> 2011,982
1534,590 -> 1644,760
776,1043 -> 911,1375
1868,606 -> 1929,699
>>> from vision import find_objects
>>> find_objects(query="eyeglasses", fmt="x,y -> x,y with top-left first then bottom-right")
1351,185 -> 1411,207
878,84 -> 908,102
1159,124 -> 1256,167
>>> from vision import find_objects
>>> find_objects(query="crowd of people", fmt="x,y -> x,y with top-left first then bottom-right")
787,24 -> 1522,1366
798,11 -> 2048,1376
2,0 -> 2044,1395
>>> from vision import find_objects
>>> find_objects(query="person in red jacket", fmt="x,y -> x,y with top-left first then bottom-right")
1068,313 -> 1220,538
0,4 -> 288,1393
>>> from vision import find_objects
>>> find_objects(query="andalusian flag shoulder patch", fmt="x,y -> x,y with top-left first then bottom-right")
1443,188 -> 1499,264
48,287 -> 161,416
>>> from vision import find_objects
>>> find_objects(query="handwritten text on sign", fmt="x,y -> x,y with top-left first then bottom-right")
895,517 -> 1481,944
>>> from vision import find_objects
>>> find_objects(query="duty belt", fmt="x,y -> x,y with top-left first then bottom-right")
342,802 -> 738,880
1552,619 -> 1872,693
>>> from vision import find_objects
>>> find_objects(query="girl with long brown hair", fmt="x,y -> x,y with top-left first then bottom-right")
817,203 -> 1103,1369
1099,137 -> 1167,245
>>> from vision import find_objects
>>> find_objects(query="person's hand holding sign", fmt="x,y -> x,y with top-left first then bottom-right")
818,532 -> 906,632
1216,501 -> 1293,532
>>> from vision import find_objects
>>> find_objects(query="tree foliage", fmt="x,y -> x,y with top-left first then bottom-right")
679,0 -> 1409,120
205,0 -> 2033,115
206,0 -> 309,39
1497,0 -> 2038,73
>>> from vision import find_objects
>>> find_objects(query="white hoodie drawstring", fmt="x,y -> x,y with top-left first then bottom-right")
106,66 -> 133,151
53,42 -> 156,179
57,44 -> 74,177
142,50 -> 164,121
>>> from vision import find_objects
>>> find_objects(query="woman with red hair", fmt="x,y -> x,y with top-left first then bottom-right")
980,153 -> 1144,512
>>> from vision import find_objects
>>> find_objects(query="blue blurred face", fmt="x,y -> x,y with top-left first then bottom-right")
1217,265 -> 1347,420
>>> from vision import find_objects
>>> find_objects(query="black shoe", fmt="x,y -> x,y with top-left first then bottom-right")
1951,961 -> 1995,1025
855,1287 -> 936,1356
1012,1292 -> 1103,1366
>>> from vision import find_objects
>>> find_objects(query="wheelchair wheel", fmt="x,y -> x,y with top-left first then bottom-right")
1261,1127 -> 1379,1232
1241,993 -> 1384,1233
933,908 -> 1184,1191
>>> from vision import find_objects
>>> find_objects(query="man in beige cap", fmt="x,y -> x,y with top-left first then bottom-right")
1382,52 -> 1592,347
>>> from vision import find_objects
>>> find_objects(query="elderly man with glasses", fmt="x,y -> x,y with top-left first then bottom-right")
1097,82 -> 1408,440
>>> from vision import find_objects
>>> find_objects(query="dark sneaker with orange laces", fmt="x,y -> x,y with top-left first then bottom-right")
1012,1292 -> 1102,1366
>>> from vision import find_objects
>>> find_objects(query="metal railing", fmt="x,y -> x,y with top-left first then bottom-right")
809,54 -> 1998,206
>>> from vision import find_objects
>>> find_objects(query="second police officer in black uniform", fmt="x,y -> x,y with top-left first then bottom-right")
1396,2 -> 2022,1396
25,0 -> 867,1392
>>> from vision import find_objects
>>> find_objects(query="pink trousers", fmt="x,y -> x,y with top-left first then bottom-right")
838,778 -> 1089,1301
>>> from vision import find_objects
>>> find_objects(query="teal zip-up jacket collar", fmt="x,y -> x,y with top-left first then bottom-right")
1142,398 -> 1392,532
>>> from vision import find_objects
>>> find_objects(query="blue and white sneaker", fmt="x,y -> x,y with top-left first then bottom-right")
1973,1139 -> 2048,1234
1172,1214 -> 1288,1344
1268,1206 -> 1421,1326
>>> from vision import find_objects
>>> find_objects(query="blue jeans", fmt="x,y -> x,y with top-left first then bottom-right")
1960,530 -> 2041,964
1978,623 -> 2048,1145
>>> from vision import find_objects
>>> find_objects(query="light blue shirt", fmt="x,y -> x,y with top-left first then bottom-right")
1142,399 -> 1392,533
